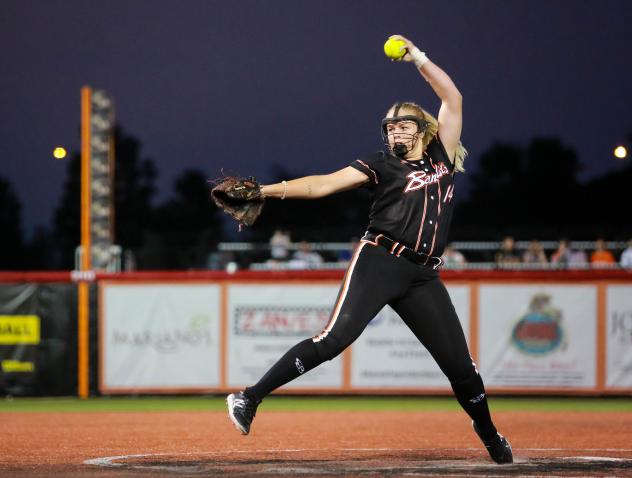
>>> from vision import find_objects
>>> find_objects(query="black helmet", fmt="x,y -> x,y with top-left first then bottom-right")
381,102 -> 430,157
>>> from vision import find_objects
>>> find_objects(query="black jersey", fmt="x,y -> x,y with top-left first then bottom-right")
350,136 -> 456,257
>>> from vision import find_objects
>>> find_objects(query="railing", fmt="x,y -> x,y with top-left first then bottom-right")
218,240 -> 629,252
248,261 -> 627,271
216,241 -> 630,272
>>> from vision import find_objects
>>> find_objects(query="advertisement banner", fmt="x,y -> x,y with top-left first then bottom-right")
101,284 -> 221,391
0,283 -> 78,396
0,315 -> 40,374
478,285 -> 597,388
351,285 -> 470,389
227,284 -> 342,389
606,285 -> 632,388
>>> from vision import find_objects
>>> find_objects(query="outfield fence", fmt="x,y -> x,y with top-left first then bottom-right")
0,269 -> 631,396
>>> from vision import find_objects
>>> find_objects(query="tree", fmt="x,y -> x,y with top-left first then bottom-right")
251,164 -> 371,243
112,127 -> 157,255
582,160 -> 632,238
459,143 -> 524,231
0,176 -> 25,269
148,169 -> 223,269
522,138 -> 581,228
53,151 -> 81,268
23,226 -> 56,270
456,138 -> 582,238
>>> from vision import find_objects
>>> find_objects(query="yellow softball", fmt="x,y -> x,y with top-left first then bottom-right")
383,38 -> 407,60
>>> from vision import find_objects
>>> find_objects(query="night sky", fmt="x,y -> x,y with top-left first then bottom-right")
2,1 -> 631,237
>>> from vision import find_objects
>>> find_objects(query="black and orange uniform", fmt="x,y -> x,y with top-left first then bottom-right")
246,136 -> 499,441
352,136 -> 455,258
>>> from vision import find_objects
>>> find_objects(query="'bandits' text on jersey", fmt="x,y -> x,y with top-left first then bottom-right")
350,136 -> 456,257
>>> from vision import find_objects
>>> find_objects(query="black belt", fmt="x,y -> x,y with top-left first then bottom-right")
362,233 -> 444,269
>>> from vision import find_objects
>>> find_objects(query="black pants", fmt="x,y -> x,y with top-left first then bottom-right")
247,240 -> 498,437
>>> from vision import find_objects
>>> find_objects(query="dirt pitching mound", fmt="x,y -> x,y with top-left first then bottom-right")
4,410 -> 632,477
85,448 -> 632,477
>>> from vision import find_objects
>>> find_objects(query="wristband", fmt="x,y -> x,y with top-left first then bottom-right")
281,180 -> 288,200
410,49 -> 429,68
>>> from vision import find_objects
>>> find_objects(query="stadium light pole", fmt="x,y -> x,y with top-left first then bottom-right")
78,86 -> 116,398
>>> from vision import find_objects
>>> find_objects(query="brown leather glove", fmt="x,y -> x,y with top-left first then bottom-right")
211,176 -> 264,227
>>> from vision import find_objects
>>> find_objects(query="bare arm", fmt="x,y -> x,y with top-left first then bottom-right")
390,35 -> 462,161
261,166 -> 369,199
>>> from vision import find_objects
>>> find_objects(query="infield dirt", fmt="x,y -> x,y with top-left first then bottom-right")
2,409 -> 632,476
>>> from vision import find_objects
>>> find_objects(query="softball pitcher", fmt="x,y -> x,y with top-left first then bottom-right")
227,34 -> 513,464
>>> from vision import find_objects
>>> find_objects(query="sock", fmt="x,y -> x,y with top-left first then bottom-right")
245,338 -> 323,401
451,369 -> 497,440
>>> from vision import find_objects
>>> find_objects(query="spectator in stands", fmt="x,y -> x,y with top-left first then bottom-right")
441,243 -> 467,267
522,240 -> 548,265
619,239 -> 632,268
551,239 -> 588,268
569,248 -> 589,266
337,237 -> 359,263
290,241 -> 324,268
495,236 -> 521,266
207,251 -> 236,270
269,229 -> 291,262
550,239 -> 572,266
590,238 -> 616,267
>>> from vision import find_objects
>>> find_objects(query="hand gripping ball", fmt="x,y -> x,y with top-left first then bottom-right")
383,38 -> 407,60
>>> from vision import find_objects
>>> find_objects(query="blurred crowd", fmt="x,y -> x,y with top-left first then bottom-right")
492,236 -> 632,269
267,230 -> 359,269
210,230 -> 632,271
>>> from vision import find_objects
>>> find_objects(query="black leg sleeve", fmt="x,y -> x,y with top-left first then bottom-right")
246,338 -> 323,401
246,243 -> 405,401
390,277 -> 497,439
450,366 -> 497,440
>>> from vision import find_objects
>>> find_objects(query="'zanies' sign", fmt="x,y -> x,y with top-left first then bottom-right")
234,306 -> 331,336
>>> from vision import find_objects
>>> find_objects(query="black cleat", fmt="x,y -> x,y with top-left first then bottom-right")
227,392 -> 259,435
472,421 -> 513,464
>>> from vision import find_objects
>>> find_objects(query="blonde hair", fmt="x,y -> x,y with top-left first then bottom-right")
389,102 -> 467,173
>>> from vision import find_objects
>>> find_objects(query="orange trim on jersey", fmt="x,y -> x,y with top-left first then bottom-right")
356,160 -> 378,184
414,188 -> 428,251
390,242 -> 399,254
396,245 -> 406,257
360,233 -> 383,247
427,178 -> 442,258
313,242 -> 366,342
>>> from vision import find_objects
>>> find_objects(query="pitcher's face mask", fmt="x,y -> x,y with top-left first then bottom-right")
381,104 -> 429,157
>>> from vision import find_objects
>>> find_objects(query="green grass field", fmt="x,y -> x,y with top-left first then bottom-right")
1,396 -> 631,413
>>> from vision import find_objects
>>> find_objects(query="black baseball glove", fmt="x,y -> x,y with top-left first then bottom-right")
210,176 -> 264,227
